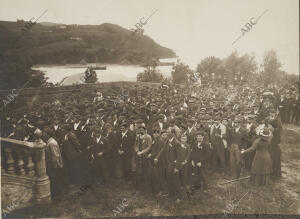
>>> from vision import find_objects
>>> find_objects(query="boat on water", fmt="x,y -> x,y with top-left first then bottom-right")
90,63 -> 107,70
93,66 -> 107,70
157,61 -> 174,66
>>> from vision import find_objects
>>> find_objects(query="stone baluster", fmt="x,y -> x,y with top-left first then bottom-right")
26,151 -> 35,176
16,149 -> 25,175
5,147 -> 15,174
34,147 -> 51,203
1,163 -> 5,174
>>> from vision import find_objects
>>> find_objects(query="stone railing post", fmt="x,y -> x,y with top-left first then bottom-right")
34,145 -> 51,204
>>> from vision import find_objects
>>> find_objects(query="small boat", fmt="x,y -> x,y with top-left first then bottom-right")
157,62 -> 175,66
93,66 -> 107,70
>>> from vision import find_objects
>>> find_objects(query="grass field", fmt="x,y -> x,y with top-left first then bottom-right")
5,125 -> 300,218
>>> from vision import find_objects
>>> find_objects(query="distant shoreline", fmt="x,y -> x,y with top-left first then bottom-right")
33,63 -> 142,68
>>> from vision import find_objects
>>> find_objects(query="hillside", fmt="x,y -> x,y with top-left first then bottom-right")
0,21 -> 176,65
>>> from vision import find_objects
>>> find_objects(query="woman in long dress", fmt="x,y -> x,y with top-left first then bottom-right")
269,116 -> 282,179
241,127 -> 273,186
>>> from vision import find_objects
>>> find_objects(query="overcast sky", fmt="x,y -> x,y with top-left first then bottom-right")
1,0 -> 299,74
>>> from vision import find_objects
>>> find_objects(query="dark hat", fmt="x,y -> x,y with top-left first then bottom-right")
135,119 -> 144,124
195,131 -> 205,136
138,123 -> 146,130
121,122 -> 128,128
169,119 -> 175,124
61,124 -> 71,131
152,128 -> 161,134
158,114 -> 164,120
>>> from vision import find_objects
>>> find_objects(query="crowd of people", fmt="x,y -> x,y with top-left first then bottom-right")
1,81 -> 299,202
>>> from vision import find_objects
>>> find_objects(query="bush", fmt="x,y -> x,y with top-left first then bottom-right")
137,59 -> 164,83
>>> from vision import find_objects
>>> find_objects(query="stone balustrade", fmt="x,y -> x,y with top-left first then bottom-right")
1,137 -> 51,204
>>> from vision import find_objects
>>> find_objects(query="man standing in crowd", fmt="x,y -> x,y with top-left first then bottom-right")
148,128 -> 164,196
115,122 -> 135,181
61,124 -> 84,186
229,117 -> 246,179
191,131 -> 209,190
134,124 -> 152,190
42,127 -> 67,199
211,116 -> 226,173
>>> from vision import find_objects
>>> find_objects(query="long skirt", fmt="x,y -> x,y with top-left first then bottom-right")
250,173 -> 271,186
269,145 -> 282,179
230,144 -> 241,179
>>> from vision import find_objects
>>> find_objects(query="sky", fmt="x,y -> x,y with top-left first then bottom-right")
1,0 -> 299,75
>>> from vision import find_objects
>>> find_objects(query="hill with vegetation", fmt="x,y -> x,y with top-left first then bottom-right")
0,21 -> 176,66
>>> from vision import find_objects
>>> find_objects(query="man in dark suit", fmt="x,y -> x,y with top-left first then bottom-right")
229,116 -> 246,179
51,117 -> 64,146
269,111 -> 282,180
221,117 -> 231,170
61,124 -> 84,186
191,131 -> 210,190
211,116 -> 226,173
151,114 -> 167,132
165,129 -> 180,200
89,127 -> 110,184
115,122 -> 135,181
244,114 -> 258,170
175,133 -> 191,198
147,128 -> 165,196
186,119 -> 197,146
134,124 -> 152,190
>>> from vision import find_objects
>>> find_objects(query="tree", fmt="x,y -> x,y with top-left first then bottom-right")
0,51 -> 48,90
222,52 -> 241,82
196,56 -> 223,78
260,50 -> 282,85
222,52 -> 257,83
137,58 -> 164,83
84,67 -> 98,83
171,59 -> 192,84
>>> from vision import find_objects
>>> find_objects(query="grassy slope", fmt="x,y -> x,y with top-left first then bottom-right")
4,125 -> 300,217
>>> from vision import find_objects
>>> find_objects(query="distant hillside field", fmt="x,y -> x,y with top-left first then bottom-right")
0,21 -> 176,65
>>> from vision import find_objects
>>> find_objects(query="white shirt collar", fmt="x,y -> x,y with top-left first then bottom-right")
122,130 -> 127,138
47,137 -> 57,145
246,123 -> 252,130
96,136 -> 101,143
197,142 -> 203,148
74,122 -> 80,130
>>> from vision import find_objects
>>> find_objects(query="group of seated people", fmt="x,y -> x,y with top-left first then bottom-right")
1,82 -> 298,202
